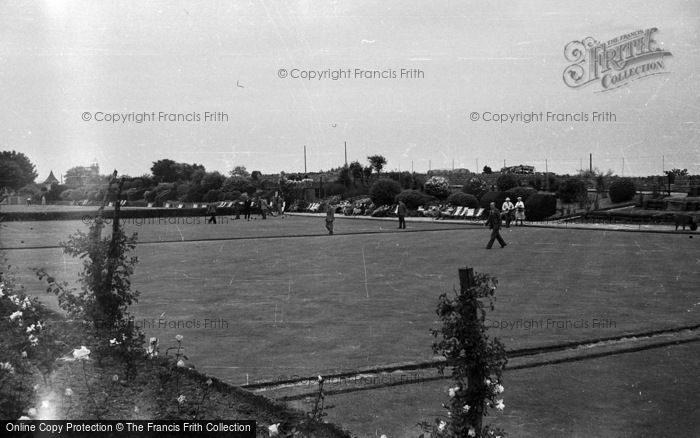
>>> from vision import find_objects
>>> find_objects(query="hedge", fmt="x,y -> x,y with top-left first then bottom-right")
524,193 -> 557,221
396,190 -> 431,210
609,178 -> 637,203
446,192 -> 479,208
504,186 -> 537,203
479,191 -> 507,209
369,178 -> 402,206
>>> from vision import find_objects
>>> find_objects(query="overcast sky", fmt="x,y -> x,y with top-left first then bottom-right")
1,0 -> 699,181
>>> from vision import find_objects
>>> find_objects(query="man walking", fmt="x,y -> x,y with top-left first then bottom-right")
485,202 -> 507,249
206,202 -> 217,224
325,203 -> 335,235
397,200 -> 407,229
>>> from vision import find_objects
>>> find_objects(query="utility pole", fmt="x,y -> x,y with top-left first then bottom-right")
476,158 -> 479,172
545,159 -> 549,192
622,157 -> 624,176
429,160 -> 431,172
452,159 -> 455,171
589,153 -> 592,173
662,155 -> 664,173
304,145 -> 307,174
344,141 -> 347,167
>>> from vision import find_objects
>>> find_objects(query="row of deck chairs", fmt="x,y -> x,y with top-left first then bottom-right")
419,206 -> 485,220
105,200 -> 128,207
307,202 -> 322,212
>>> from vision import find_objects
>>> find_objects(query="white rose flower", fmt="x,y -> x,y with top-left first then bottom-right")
437,421 -> 446,432
268,423 -> 280,436
176,395 -> 186,404
468,427 -> 476,437
175,334 -> 183,342
495,384 -> 504,394
463,404 -> 470,412
65,388 -> 73,397
72,346 -> 91,361
177,359 -> 185,368
9,310 -> 22,322
496,399 -> 505,411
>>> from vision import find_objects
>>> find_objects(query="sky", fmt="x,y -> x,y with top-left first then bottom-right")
1,0 -> 699,181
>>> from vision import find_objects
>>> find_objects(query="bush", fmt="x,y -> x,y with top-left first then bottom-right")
558,178 -> 587,203
609,178 -> 637,203
479,191 -> 507,209
203,189 -> 221,202
446,192 -> 479,208
462,177 -> 489,199
505,186 -> 537,203
396,190 -> 430,210
424,176 -> 451,199
525,193 -> 557,221
369,178 -> 402,206
496,174 -> 519,191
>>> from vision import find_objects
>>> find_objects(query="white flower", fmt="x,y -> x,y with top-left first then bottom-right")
468,427 -> 476,437
485,378 -> 491,385
176,395 -> 186,405
268,423 -> 280,436
206,379 -> 213,386
149,337 -> 157,344
21,351 -> 27,358
176,359 -> 185,368
437,421 -> 446,432
112,374 -> 119,382
448,386 -> 459,398
9,310 -> 22,322
463,404 -> 470,412
318,375 -> 323,382
65,388 -> 73,397
0,362 -> 15,374
28,334 -> 39,346
72,346 -> 91,361
175,334 -> 183,342
109,338 -> 119,346
26,324 -> 36,333
495,384 -> 504,394
495,399 -> 505,411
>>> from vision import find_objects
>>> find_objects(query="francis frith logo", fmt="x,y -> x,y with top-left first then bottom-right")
563,28 -> 672,91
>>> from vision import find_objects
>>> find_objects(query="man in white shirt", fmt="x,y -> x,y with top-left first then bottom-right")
514,196 -> 526,226
501,197 -> 514,228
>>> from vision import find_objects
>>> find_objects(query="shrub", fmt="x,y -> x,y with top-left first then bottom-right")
505,186 -> 537,203
525,193 -> 557,221
424,176 -> 451,199
396,190 -> 429,210
558,178 -> 587,203
496,174 -> 519,191
446,192 -> 479,207
203,189 -> 221,202
479,191 -> 507,209
462,177 -> 489,199
609,178 -> 637,203
369,178 -> 402,206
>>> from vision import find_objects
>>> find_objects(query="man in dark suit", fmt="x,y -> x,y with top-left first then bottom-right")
485,202 -> 507,249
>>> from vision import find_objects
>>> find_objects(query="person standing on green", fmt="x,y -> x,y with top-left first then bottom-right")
397,201 -> 407,229
325,203 -> 335,235
485,202 -> 507,249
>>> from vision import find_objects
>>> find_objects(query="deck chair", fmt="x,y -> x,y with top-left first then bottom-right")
464,208 -> 475,218
107,202 -> 114,207
165,203 -> 171,208
120,200 -> 127,206
474,208 -> 484,219
147,203 -> 153,208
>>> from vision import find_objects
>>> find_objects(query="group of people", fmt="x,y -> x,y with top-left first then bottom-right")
206,195 -> 285,224
485,196 -> 525,249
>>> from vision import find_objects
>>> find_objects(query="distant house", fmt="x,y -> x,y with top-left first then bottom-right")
42,170 -> 59,190
64,163 -> 101,187
500,165 -> 535,175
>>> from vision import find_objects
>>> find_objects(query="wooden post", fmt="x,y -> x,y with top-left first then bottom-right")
458,266 -> 483,431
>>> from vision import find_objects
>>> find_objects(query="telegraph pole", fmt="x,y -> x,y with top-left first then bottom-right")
304,145 -> 307,174
344,141 -> 347,167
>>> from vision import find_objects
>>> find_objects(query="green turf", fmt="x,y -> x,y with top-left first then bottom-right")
2,216 -> 698,387
322,342 -> 700,437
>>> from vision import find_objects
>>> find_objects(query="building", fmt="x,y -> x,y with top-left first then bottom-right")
64,163 -> 101,187
42,171 -> 59,190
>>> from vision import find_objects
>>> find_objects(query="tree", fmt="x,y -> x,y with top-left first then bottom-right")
425,176 -> 451,199
367,155 -> 387,175
496,174 -> 518,192
337,166 -> 352,187
482,165 -> 493,174
0,150 -> 38,191
349,161 -> 365,185
369,178 -> 402,206
664,168 -> 688,184
558,178 -> 587,203
150,159 -> 178,183
229,166 -> 250,178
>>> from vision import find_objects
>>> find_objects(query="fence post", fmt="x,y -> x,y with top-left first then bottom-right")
458,266 -> 484,432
